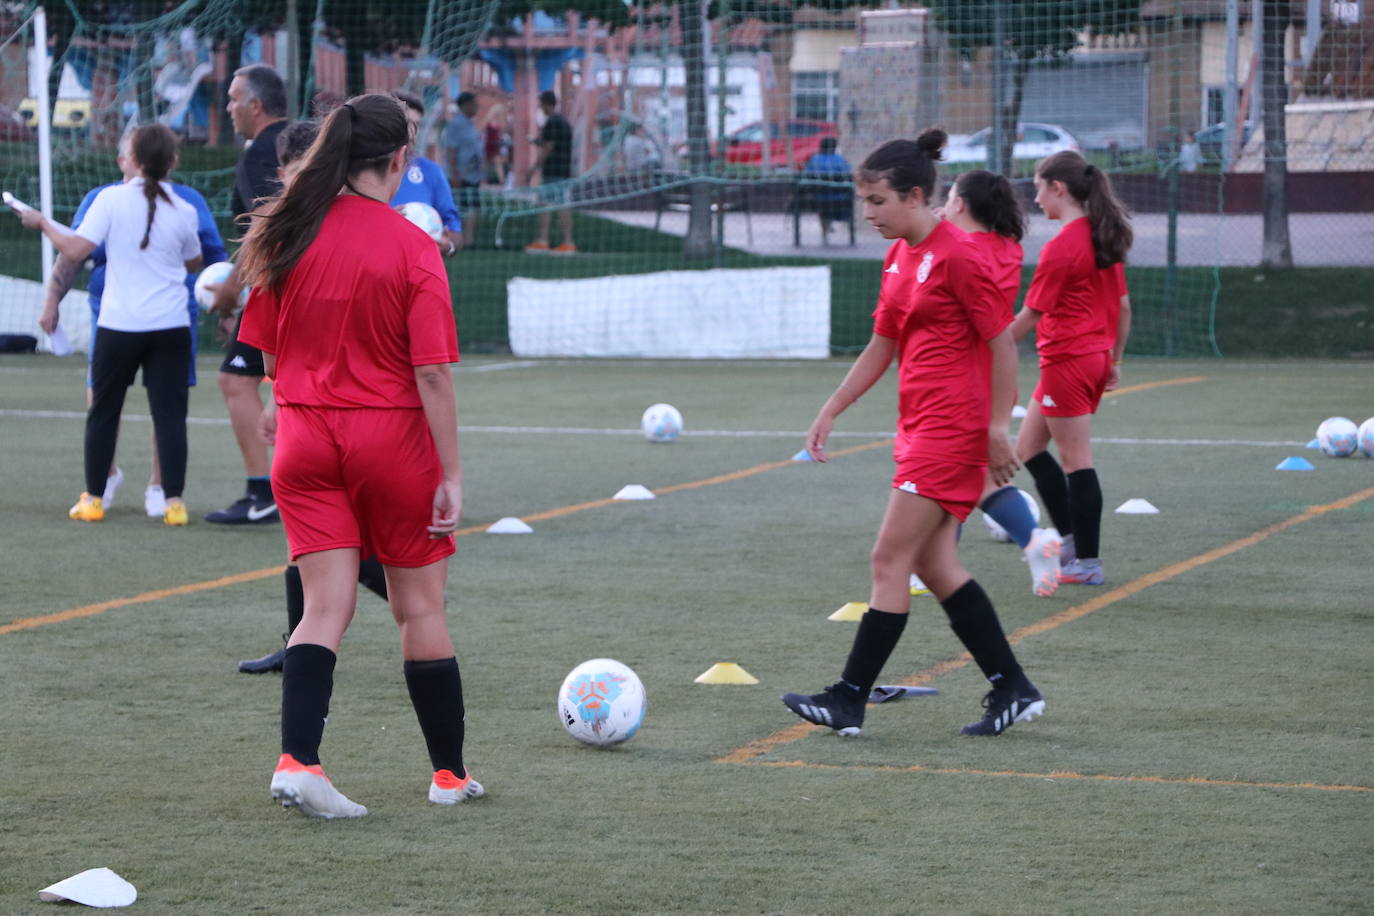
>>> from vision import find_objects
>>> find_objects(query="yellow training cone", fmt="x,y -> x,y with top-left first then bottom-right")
827,601 -> 867,622
694,662 -> 759,685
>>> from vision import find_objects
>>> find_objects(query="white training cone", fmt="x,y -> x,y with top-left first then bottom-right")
1115,498 -> 1159,515
612,484 -> 656,500
38,867 -> 137,907
486,516 -> 533,533
1010,404 -> 1028,419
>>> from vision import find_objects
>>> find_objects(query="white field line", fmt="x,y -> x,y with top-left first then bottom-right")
0,409 -> 1310,448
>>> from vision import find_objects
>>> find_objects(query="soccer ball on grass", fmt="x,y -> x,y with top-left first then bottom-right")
558,658 -> 646,747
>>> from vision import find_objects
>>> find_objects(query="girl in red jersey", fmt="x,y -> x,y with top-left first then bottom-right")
943,169 -> 1063,598
236,93 -> 481,818
1012,151 -> 1133,587
783,131 -> 1045,739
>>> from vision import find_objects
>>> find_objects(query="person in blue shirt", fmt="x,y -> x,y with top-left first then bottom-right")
39,132 -> 227,516
802,137 -> 853,243
391,90 -> 463,256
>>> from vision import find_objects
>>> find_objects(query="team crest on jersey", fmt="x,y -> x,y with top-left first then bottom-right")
916,252 -> 934,283
408,165 -> 424,184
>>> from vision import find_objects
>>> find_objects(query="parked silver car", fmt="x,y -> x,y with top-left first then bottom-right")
944,122 -> 1080,164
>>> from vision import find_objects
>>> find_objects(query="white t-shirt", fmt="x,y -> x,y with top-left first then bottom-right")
75,178 -> 201,332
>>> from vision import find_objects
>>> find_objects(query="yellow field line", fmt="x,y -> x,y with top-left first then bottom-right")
2,439 -> 893,637
748,760 -> 1372,794
1102,375 -> 1208,399
717,483 -> 1374,768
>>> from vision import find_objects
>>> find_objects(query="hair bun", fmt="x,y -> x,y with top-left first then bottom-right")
915,128 -> 947,162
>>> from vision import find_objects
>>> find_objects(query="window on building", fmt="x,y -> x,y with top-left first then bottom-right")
792,71 -> 838,123
1203,85 -> 1225,128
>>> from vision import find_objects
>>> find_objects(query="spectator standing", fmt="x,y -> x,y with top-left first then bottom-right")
525,90 -> 576,253
443,92 -> 485,250
802,136 -> 852,243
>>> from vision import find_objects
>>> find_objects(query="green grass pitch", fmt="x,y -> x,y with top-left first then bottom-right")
0,354 -> 1370,914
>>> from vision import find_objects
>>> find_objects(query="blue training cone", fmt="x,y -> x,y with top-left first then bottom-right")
1306,438 -> 1321,449
791,449 -> 812,462
1276,456 -> 1315,471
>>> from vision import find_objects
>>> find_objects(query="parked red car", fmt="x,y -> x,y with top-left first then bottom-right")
721,119 -> 838,169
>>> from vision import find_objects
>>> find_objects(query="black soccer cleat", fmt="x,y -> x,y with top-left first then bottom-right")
238,647 -> 286,674
782,683 -> 865,737
205,495 -> 279,525
960,682 -> 1045,736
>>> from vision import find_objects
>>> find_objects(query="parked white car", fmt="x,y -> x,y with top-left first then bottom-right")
944,122 -> 1080,164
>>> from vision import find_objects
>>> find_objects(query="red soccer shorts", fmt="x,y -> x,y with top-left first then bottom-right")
890,453 -> 985,522
273,405 -> 456,568
1033,350 -> 1112,417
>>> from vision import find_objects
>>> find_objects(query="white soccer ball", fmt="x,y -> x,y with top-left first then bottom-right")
1317,416 -> 1359,458
397,201 -> 444,243
982,488 -> 1042,543
193,261 -> 245,312
1358,418 -> 1374,458
558,658 -> 646,747
641,403 -> 683,443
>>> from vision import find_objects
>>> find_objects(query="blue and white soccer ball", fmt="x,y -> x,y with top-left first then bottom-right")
983,488 -> 1042,542
1317,416 -> 1359,458
1358,418 -> 1374,458
641,403 -> 683,443
397,201 -> 444,243
193,261 -> 247,312
558,658 -> 646,747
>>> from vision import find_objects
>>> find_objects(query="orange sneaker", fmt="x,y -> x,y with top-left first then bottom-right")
525,240 -> 550,253
270,753 -> 367,818
428,768 -> 485,805
69,492 -> 104,522
552,242 -> 577,254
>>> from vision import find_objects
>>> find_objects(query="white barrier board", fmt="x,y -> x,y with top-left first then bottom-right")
508,266 -> 831,359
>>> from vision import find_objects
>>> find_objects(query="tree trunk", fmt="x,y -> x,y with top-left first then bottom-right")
218,31 -> 245,144
1260,0 -> 1293,268
342,19 -> 367,96
997,55 -> 1030,176
681,0 -> 713,261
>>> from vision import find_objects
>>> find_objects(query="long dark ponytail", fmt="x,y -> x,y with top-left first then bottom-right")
857,127 -> 947,203
1036,150 -> 1132,268
237,93 -> 409,293
130,124 -> 177,250
954,169 -> 1025,242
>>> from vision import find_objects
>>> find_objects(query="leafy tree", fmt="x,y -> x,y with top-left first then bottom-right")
927,0 -> 1142,175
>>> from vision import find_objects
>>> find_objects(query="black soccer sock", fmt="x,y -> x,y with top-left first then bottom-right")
404,657 -> 467,778
247,476 -> 272,503
839,609 -> 908,696
357,556 -> 389,601
284,565 -> 304,636
1024,451 -> 1073,536
940,580 -> 1026,688
280,643 -> 336,766
980,485 -> 1037,549
1067,468 -> 1103,561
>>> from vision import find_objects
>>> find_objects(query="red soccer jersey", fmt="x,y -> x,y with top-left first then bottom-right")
1022,217 -> 1127,366
872,220 -> 1012,465
239,195 -> 459,408
967,230 -> 1023,320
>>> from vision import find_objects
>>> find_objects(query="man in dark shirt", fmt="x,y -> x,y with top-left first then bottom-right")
525,90 -> 576,253
208,63 -> 287,524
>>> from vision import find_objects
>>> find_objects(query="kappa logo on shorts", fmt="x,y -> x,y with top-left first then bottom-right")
884,263 -> 900,274
228,355 -> 248,369
898,480 -> 919,494
916,252 -> 934,283
1042,394 -> 1057,407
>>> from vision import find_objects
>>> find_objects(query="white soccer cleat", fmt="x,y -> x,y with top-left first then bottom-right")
144,485 -> 166,517
428,769 -> 485,805
909,573 -> 930,597
1025,528 -> 1062,598
270,754 -> 367,819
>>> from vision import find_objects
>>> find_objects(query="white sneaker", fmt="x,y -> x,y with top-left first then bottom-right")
428,768 -> 485,805
909,573 -> 931,597
144,485 -> 166,517
1025,528 -> 1062,598
270,754 -> 368,819
101,467 -> 124,508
